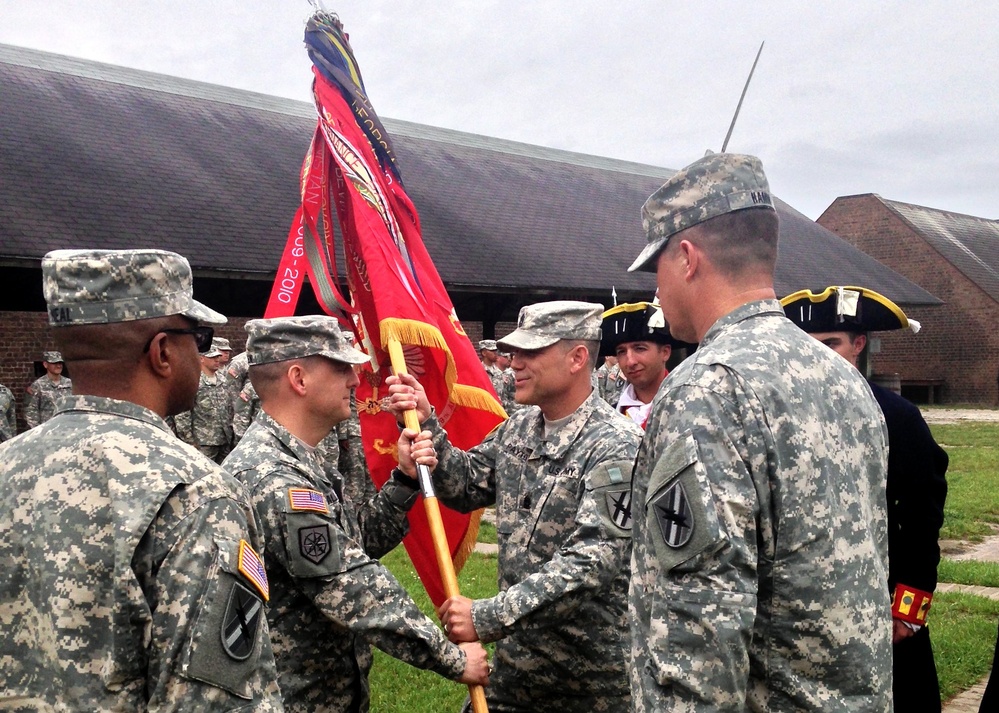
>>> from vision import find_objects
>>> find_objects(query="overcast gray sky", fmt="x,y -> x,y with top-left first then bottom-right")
1,1 -> 995,220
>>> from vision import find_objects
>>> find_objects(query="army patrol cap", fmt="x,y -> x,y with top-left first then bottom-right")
42,351 -> 64,363
42,249 -> 226,326
498,301 -> 603,351
245,315 -> 369,366
781,285 -> 921,334
203,347 -> 223,358
213,337 -> 232,352
478,339 -> 498,352
629,152 -> 775,273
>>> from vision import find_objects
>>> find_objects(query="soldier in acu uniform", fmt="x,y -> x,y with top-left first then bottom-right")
782,285 -> 949,712
388,301 -> 643,713
175,343 -> 233,463
0,382 -> 15,442
0,248 -> 282,710
24,350 -> 73,428
626,153 -> 893,711
223,315 -> 489,713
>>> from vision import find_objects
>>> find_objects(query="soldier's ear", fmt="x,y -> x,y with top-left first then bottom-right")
144,332 -> 174,378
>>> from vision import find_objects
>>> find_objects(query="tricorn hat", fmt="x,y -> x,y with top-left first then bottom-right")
780,286 -> 920,334
599,302 -> 682,357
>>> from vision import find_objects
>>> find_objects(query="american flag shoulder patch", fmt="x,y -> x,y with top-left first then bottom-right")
288,488 -> 329,514
237,539 -> 269,601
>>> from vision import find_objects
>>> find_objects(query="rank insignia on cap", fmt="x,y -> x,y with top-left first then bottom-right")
653,482 -> 694,548
299,524 -> 331,565
289,488 -> 329,514
221,581 -> 263,661
237,539 -> 270,601
606,490 -> 633,530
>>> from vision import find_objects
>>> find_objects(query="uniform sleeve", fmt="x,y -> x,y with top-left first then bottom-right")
886,402 -> 948,595
173,410 -> 195,444
23,383 -> 40,429
252,467 -> 466,681
425,413 -> 500,512
636,383 -> 761,710
231,386 -> 255,443
136,489 -> 283,711
471,450 -> 637,643
351,476 -> 417,559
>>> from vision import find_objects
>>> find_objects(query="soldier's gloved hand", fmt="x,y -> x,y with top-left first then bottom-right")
438,595 -> 478,643
385,373 -> 432,424
397,427 -> 437,477
456,641 -> 490,686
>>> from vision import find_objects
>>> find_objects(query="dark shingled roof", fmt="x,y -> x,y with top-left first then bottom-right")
0,43 -> 939,307
877,196 -> 999,303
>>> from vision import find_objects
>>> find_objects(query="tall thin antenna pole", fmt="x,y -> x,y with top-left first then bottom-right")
721,41 -> 764,153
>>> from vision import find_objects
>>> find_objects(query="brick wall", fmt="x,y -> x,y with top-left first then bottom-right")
818,195 -> 999,404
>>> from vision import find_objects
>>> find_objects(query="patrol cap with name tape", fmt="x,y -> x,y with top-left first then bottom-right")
478,340 -> 498,351
629,152 -> 775,273
42,249 -> 226,326
599,302 -> 681,357
498,301 -> 603,351
245,315 -> 369,366
780,286 -> 920,334
42,351 -> 64,363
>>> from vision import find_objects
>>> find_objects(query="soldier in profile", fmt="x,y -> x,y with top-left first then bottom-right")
627,154 -> 892,711
0,248 -> 282,710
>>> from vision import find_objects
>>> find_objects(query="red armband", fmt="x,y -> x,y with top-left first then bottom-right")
891,584 -> 933,625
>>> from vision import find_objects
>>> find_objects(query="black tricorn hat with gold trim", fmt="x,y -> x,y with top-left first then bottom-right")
600,301 -> 684,357
780,286 -> 920,334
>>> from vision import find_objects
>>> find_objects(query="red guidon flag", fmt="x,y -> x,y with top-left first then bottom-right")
266,11 -> 506,606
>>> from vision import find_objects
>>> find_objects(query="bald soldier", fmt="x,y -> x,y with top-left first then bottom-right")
627,154 -> 892,711
223,316 -> 488,712
0,249 -> 281,709
389,301 -> 643,713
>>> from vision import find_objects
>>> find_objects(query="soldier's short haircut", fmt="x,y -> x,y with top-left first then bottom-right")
561,339 -> 600,371
249,355 -> 338,402
679,208 -> 778,278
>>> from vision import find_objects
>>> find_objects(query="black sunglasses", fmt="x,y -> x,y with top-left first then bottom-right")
143,326 -> 215,354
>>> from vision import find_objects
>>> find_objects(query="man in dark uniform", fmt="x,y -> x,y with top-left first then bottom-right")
782,285 -> 949,712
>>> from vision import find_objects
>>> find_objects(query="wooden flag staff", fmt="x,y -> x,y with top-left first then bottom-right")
386,338 -> 489,713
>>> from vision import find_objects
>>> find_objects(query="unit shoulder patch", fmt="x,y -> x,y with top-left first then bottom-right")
221,581 -> 263,661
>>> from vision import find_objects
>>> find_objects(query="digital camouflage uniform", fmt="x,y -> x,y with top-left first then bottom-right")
24,374 -> 72,429
175,369 -> 233,463
226,410 -> 466,713
0,248 -> 282,711
235,383 -> 375,507
0,384 -> 16,442
227,351 -> 250,408
629,301 -> 892,712
499,367 -> 521,416
426,388 -> 643,712
224,315 -> 467,713
485,363 -> 505,399
595,362 -> 626,407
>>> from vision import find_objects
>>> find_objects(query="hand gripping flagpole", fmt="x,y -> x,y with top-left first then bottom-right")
386,338 -> 489,713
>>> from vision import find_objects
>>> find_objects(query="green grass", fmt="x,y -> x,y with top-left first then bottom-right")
931,423 -> 999,541
477,519 -> 497,545
933,593 -> 999,700
368,547 -> 498,712
938,559 -> 999,588
361,421 -> 999,709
